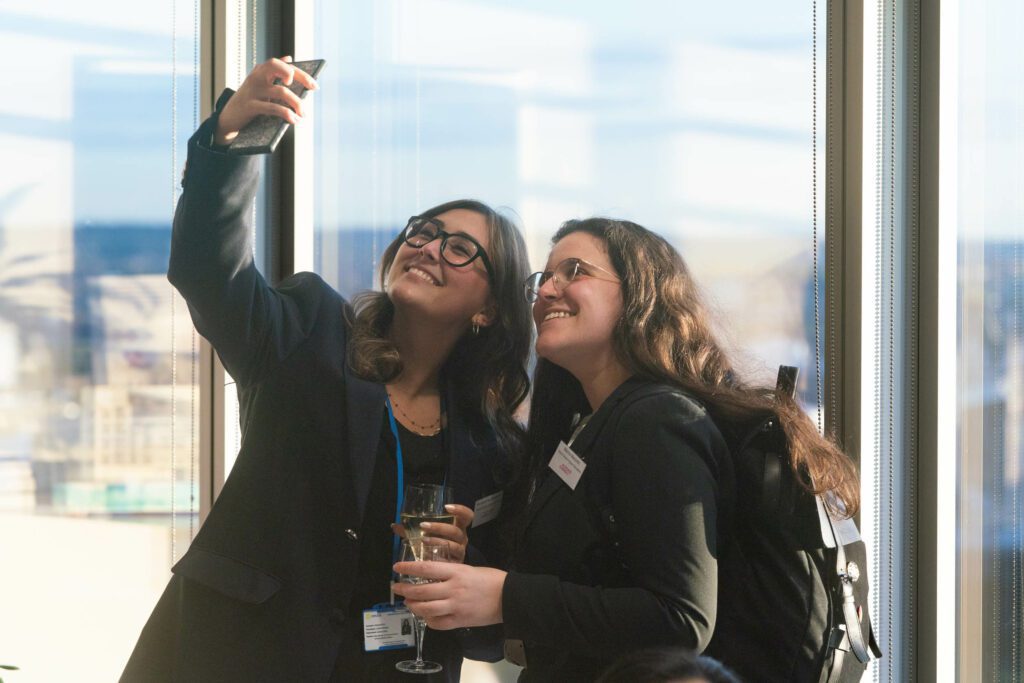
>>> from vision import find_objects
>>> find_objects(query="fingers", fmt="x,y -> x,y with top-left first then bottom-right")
268,83 -> 306,116
290,64 -> 319,91
390,523 -> 408,540
265,57 -> 296,86
216,57 -> 316,143
401,598 -> 456,624
393,565 -> 505,630
253,99 -> 301,125
258,57 -> 318,91
421,517 -> 468,563
420,505 -> 472,563
391,581 -> 450,603
420,521 -> 466,545
393,560 -> 455,582
422,535 -> 465,564
424,615 -> 461,631
446,504 -> 474,531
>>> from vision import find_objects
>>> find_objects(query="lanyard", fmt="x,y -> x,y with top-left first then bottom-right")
385,398 -> 406,568
385,396 -> 449,567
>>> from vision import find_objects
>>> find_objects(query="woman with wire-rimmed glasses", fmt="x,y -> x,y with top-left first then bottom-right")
123,57 -> 533,683
522,256 -> 621,304
395,217 -> 863,682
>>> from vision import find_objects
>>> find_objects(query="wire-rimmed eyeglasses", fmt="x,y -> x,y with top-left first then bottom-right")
523,257 -> 621,303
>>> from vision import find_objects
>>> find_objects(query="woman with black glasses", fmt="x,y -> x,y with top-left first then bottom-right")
122,57 -> 533,683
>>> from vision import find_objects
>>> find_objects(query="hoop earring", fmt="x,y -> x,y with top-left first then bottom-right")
472,322 -> 480,336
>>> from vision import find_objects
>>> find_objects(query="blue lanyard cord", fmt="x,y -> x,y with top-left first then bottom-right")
385,398 -> 405,570
385,397 -> 451,569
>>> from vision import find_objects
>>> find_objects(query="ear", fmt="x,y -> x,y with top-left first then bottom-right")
472,302 -> 498,329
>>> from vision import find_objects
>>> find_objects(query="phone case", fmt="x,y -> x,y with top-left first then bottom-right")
227,59 -> 326,156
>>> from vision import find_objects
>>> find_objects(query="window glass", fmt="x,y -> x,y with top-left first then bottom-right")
0,2 -> 199,679
311,0 -> 826,406
949,0 -> 1024,678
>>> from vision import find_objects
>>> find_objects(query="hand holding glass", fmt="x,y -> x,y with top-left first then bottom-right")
396,539 -> 451,674
400,483 -> 455,542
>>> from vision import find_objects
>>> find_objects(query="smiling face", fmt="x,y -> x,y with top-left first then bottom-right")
533,231 -> 625,379
387,208 -> 495,328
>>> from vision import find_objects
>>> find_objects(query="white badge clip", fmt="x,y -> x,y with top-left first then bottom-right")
363,603 -> 416,652
548,440 -> 586,490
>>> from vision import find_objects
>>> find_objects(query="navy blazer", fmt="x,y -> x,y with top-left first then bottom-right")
121,105 -> 509,682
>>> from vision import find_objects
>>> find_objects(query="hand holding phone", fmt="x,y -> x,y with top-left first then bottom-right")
214,57 -> 325,155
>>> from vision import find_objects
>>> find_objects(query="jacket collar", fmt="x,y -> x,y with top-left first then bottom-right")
344,364 -> 492,522
441,374 -> 493,510
519,376 -> 649,533
344,365 -> 387,520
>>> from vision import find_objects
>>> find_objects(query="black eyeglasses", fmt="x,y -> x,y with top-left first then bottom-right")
524,257 -> 620,303
402,216 -> 494,281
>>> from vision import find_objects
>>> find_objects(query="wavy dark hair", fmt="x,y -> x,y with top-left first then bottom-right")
526,217 -> 860,517
347,199 -> 533,460
596,647 -> 742,683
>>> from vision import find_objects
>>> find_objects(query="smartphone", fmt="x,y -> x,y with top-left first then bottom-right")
227,59 -> 326,155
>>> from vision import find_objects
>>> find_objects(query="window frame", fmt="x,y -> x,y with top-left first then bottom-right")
195,1 -> 961,679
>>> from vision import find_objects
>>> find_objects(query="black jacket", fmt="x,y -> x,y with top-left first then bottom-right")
501,378 -> 733,682
121,108 -> 508,682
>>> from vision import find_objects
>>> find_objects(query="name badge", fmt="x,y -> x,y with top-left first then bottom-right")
363,604 -> 416,652
548,441 -> 586,491
472,491 -> 503,528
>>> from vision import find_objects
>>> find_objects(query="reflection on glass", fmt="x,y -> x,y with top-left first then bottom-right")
0,3 -> 199,680
952,0 -> 1024,678
312,0 -> 826,410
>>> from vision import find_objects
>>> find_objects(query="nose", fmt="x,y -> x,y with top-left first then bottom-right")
537,274 -> 560,300
417,237 -> 442,262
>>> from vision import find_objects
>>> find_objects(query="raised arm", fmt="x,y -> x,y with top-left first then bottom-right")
168,58 -> 321,387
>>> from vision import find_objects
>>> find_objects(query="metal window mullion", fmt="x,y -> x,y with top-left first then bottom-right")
292,0 -> 316,275
825,0 -> 865,469
901,1 -> 931,681
197,0 -> 233,522
913,0 -> 947,680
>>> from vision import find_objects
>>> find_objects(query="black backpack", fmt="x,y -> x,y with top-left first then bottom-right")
704,366 -> 882,682
591,367 -> 882,682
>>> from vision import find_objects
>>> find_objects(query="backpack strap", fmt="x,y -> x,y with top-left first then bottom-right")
776,366 -> 876,666
826,508 -> 871,664
580,382 -> 719,573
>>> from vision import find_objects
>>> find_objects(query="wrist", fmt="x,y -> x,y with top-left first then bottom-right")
213,126 -> 238,147
489,569 -> 508,623
211,88 -> 238,147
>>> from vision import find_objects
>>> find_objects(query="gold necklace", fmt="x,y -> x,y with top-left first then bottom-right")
386,389 -> 442,436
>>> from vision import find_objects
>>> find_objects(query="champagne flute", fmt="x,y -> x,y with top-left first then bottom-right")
396,538 -> 451,674
400,483 -> 454,542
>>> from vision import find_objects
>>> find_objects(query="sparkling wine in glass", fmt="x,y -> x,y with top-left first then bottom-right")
400,483 -> 454,542
396,539 -> 451,674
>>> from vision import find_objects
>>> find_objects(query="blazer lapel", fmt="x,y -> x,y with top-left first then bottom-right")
517,376 -> 648,536
444,378 -> 488,509
520,468 -> 562,530
344,366 -> 386,521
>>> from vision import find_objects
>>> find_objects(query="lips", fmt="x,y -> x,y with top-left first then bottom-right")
406,265 -> 441,286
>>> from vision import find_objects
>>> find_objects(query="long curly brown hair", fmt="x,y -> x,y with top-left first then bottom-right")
526,217 -> 860,517
346,199 -> 533,461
